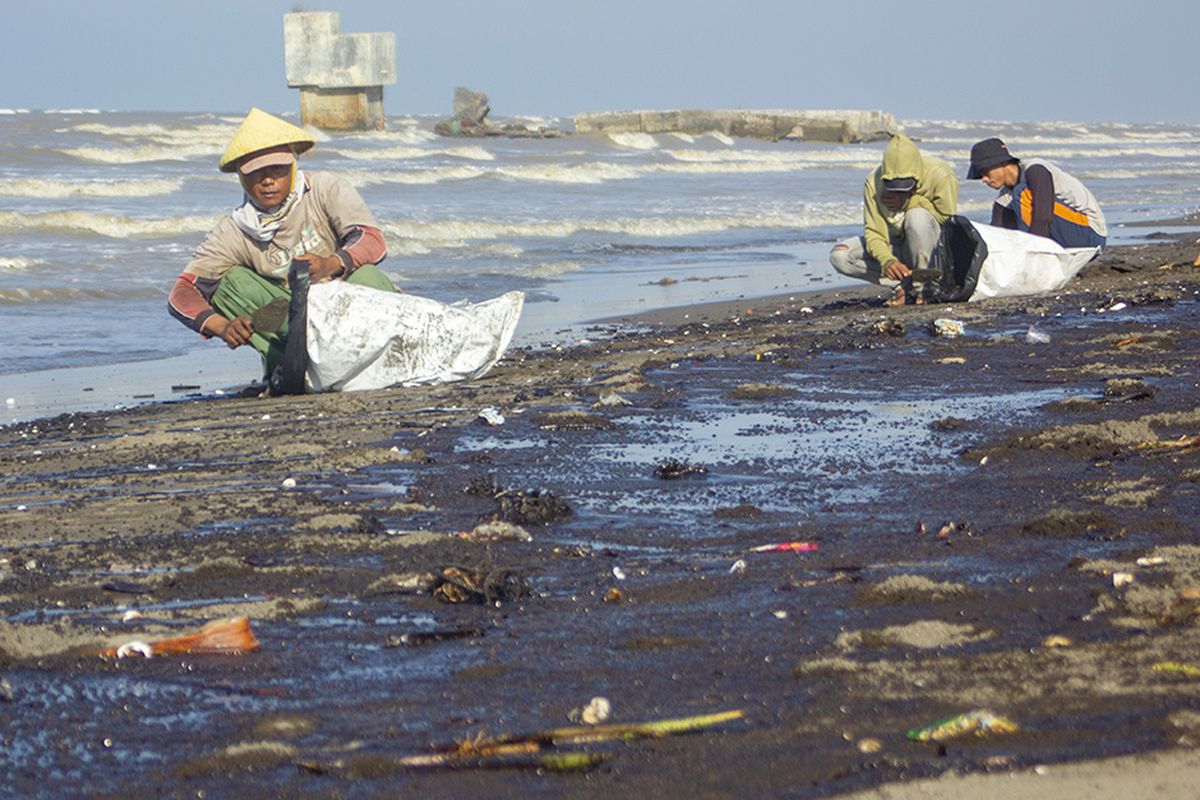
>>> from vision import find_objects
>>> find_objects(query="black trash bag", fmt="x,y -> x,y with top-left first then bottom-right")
268,259 -> 311,396
926,215 -> 990,303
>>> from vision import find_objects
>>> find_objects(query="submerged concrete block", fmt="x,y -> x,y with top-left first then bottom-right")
284,11 -> 395,131
573,108 -> 896,143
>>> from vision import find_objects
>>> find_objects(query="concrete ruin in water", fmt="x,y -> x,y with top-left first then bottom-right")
574,109 -> 896,143
283,11 -> 395,131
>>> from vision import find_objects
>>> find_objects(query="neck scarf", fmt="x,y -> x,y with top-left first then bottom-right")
230,167 -> 307,243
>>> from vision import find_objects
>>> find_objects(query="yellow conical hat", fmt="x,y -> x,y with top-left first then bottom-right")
219,108 -> 315,173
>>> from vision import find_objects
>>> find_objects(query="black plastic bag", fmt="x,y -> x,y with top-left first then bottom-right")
268,259 -> 310,396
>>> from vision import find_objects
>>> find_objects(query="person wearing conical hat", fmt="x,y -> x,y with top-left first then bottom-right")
168,108 -> 395,380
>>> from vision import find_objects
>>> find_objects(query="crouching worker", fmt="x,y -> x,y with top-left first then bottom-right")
829,133 -> 958,306
168,108 -> 396,382
968,137 -> 1106,250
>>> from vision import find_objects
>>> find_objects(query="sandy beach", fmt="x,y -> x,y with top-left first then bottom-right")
2,228 -> 1199,797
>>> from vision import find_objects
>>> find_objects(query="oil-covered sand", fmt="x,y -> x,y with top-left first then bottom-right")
2,234 -> 1199,798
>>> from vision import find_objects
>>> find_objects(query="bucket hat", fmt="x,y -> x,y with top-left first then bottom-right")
967,138 -> 1019,179
219,108 -> 315,173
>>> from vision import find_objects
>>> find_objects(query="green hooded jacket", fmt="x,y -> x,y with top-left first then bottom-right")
862,134 -> 958,269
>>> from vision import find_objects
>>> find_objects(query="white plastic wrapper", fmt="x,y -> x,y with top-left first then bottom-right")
303,284 -> 524,393
968,223 -> 1098,301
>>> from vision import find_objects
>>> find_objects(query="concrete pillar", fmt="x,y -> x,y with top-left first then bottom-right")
284,12 -> 396,131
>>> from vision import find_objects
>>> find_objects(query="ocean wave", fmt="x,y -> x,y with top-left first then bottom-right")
0,108 -> 31,115
0,256 -> 42,272
68,121 -> 238,150
937,144 -> 1200,162
517,260 -> 586,279
665,147 -> 881,165
46,109 -> 102,115
347,165 -> 487,186
61,143 -> 220,164
344,124 -> 438,145
707,131 -> 735,146
351,156 -> 882,188
670,132 -> 696,144
0,210 -> 218,239
0,286 -> 160,304
381,207 -> 859,244
0,177 -> 183,198
332,144 -> 495,161
608,132 -> 659,150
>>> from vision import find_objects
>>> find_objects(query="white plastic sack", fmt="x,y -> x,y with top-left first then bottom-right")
968,223 -> 1098,301
303,284 -> 524,393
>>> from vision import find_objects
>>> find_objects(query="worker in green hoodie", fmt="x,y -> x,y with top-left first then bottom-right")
829,134 -> 958,305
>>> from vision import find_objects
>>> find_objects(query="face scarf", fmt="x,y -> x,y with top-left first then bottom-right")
230,164 -> 307,243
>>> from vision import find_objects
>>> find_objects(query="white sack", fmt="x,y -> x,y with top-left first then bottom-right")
304,284 -> 524,393
968,223 -> 1099,301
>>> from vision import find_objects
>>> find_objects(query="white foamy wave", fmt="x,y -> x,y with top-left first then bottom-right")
493,162 -> 642,184
69,121 -> 238,149
346,123 -> 438,144
357,156 -> 879,188
386,239 -> 433,256
0,286 -> 158,304
0,256 -> 42,272
519,261 -> 586,279
707,131 -> 735,146
61,143 -> 219,164
0,177 -> 183,198
1079,166 -> 1200,179
0,210 -> 218,239
481,242 -> 525,258
608,132 -> 659,150
939,144 -> 1200,162
670,132 -> 696,144
666,147 -> 880,165
346,165 -> 487,186
47,109 -> 102,115
332,144 -> 495,161
0,108 -> 31,115
382,207 -> 858,244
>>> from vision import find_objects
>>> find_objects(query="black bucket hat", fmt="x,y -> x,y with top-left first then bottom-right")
967,138 -> 1019,179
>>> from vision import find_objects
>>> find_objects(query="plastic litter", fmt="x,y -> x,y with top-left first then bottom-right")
907,710 -> 1019,742
1025,326 -> 1051,344
458,520 -> 531,543
567,696 -> 612,725
100,617 -> 260,658
931,318 -> 964,337
478,407 -> 505,426
750,541 -> 819,553
304,284 -> 524,393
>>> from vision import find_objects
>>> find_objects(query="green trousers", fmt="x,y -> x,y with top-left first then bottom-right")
210,264 -> 395,379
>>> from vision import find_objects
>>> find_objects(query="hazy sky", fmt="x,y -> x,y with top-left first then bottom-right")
2,0 -> 1196,122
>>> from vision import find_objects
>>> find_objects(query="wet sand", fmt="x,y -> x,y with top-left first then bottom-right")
1,231 -> 1199,797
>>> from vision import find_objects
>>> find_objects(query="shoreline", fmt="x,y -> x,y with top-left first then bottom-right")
2,227 -> 1199,796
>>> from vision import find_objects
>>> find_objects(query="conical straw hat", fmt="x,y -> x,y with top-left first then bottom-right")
219,108 -> 315,173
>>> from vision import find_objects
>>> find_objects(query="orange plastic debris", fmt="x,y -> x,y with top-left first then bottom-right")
749,541 -> 819,553
100,616 -> 260,658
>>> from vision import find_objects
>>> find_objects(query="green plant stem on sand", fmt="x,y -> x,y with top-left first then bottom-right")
298,710 -> 746,774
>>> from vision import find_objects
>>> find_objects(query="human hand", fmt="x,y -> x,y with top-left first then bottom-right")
207,315 -> 255,349
884,261 -> 912,282
294,252 -> 345,283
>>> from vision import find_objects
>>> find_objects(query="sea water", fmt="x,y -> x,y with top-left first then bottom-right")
1,110 -> 1198,418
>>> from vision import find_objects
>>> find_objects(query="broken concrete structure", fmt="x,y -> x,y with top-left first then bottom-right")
573,109 -> 896,143
434,87 -> 568,139
283,12 -> 396,131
